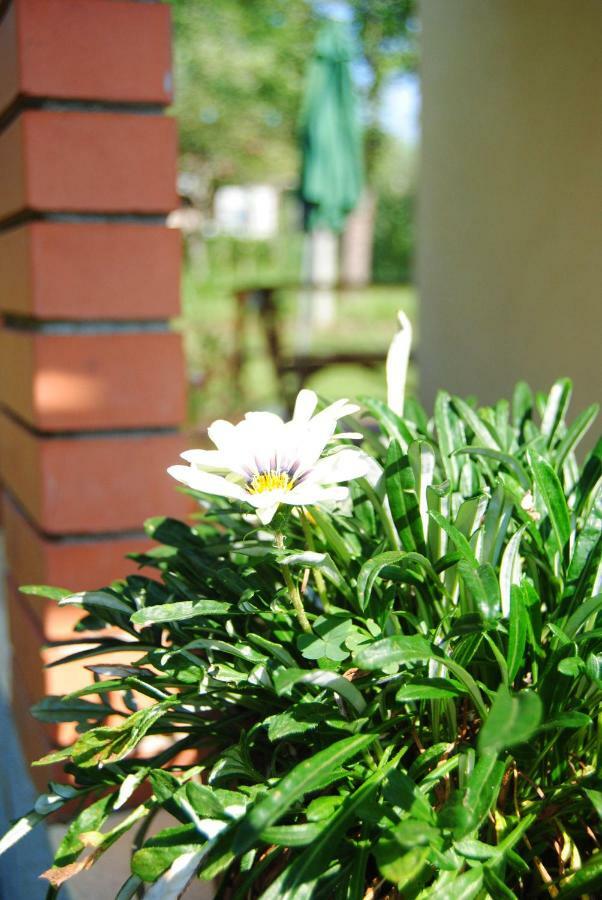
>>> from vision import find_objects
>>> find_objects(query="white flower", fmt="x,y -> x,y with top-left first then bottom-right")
168,389 -> 369,525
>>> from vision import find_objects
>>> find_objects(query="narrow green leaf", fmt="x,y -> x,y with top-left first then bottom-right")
507,584 -> 528,682
354,634 -> 432,670
273,667 -> 366,713
541,378 -> 572,447
528,451 -> 571,557
434,391 -> 461,486
130,599 -> 234,625
566,480 -> 602,595
429,510 -> 478,567
385,441 -> 426,553
477,686 -> 542,756
429,866 -> 484,900
409,440 -> 436,540
499,524 -> 528,617
440,752 -> 505,839
564,593 -> 602,639
452,396 -> 501,451
396,677 -> 463,702
19,585 -> 71,601
59,591 -> 132,615
356,551 -> 436,611
458,561 -> 500,619
555,403 -> 599,469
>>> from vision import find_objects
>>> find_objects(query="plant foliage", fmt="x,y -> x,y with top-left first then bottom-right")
2,379 -> 601,898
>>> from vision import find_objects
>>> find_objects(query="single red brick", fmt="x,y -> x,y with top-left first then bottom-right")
0,110 -> 178,220
2,493 -> 155,593
0,328 -> 186,430
0,412 -> 194,533
0,0 -> 173,115
0,222 -> 181,320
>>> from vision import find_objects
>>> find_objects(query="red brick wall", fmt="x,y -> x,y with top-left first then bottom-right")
0,0 -> 189,783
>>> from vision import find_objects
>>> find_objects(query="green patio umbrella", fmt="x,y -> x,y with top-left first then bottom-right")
300,20 -> 363,233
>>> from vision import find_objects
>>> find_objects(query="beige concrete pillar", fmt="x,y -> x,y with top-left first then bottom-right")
418,0 -> 602,417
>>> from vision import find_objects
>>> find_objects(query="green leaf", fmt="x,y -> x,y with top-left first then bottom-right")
70,703 -> 169,767
385,441 -> 426,553
429,510 -> 478,568
512,381 -> 533,430
359,396 -> 414,451
273,667 -> 366,713
396,677 -> 464,702
528,451 -> 571,557
555,403 -> 599,469
264,702 -> 334,742
429,866 -> 484,900
30,695 -> 112,724
499,525 -> 528,617
354,634 -> 432,670
457,561 -> 500,619
507,584 -> 528,682
232,733 -> 377,856
132,825 -> 202,882
19,584 -> 71,601
541,378 -> 572,447
434,391 -> 462,486
130,599 -> 234,625
452,395 -> 501,451
478,686 -> 542,756
409,440 -> 436,540
564,593 -> 602,639
59,590 -> 132,615
260,823 -> 325,846
566,481 -> 602,596
537,711 -> 592,731
375,843 -> 430,892
356,551 -> 437,612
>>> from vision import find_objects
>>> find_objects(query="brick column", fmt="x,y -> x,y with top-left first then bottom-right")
0,0 -> 189,777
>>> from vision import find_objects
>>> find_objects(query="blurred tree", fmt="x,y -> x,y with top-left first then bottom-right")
168,0 -> 318,208
350,0 -> 418,176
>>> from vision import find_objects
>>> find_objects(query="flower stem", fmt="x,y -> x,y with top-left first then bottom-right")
300,511 -> 330,612
275,532 -> 312,633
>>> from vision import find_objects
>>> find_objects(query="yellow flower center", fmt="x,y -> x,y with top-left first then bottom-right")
248,471 -> 294,494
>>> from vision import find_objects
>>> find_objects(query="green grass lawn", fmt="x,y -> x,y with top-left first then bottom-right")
178,266 -> 417,432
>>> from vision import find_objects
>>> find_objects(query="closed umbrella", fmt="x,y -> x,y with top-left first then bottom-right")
298,20 -> 363,334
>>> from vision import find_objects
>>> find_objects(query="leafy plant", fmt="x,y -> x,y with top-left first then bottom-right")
1,377 -> 601,899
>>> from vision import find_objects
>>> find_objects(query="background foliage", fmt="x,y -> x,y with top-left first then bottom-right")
2,378 -> 600,898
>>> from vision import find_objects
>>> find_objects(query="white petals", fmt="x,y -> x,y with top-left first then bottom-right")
180,449 -> 229,470
306,449 -> 370,485
207,419 -> 238,452
293,389 -> 319,422
167,466 -> 247,502
285,485 -> 348,505
256,504 -> 279,524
